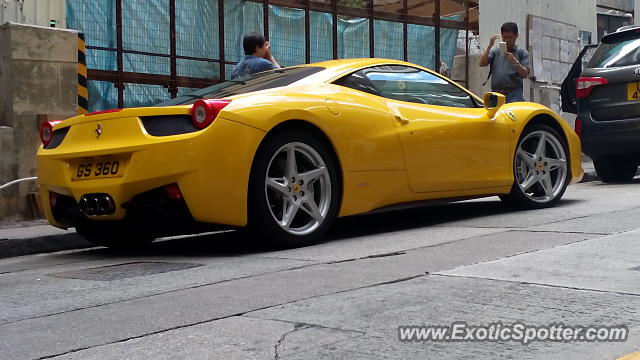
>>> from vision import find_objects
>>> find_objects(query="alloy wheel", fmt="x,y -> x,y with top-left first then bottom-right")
264,142 -> 332,236
514,130 -> 568,203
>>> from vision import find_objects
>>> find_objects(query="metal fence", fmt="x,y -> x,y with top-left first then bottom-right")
68,0 -> 479,110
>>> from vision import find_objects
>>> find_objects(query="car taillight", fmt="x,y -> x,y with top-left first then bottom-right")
39,120 -> 62,146
576,77 -> 608,98
574,117 -> 582,138
164,183 -> 183,200
191,99 -> 231,129
85,109 -> 122,116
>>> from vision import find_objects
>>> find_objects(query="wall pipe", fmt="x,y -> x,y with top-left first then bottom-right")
0,177 -> 38,191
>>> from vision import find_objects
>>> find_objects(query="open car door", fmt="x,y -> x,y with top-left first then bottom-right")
561,44 -> 598,114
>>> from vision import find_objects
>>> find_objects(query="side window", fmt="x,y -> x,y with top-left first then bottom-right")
588,37 -> 640,68
333,71 -> 379,96
363,65 -> 477,108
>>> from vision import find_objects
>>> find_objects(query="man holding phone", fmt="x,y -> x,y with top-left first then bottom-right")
479,22 -> 530,103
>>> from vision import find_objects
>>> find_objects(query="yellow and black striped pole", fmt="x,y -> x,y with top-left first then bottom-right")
77,32 -> 89,114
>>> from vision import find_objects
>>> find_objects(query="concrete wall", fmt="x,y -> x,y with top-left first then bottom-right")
0,22 -> 77,219
477,0 -> 598,127
0,127 -> 16,218
597,0 -> 635,12
0,0 -> 67,28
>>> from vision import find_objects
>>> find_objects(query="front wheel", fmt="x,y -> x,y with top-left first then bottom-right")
248,130 -> 340,248
500,124 -> 570,209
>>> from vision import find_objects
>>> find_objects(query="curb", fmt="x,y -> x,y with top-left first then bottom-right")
0,232 -> 92,260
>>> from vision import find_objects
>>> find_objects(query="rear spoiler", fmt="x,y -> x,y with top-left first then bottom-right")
602,26 -> 640,44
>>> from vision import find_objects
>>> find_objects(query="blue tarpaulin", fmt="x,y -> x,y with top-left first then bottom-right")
67,0 -> 460,111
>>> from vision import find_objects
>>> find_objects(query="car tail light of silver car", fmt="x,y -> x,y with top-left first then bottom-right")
576,77 -> 608,98
39,120 -> 62,146
191,99 -> 231,129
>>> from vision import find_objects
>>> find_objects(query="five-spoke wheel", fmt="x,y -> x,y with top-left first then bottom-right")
501,124 -> 570,209
250,130 -> 340,247
265,142 -> 332,236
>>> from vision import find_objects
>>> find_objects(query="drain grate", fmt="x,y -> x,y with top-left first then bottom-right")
50,261 -> 203,281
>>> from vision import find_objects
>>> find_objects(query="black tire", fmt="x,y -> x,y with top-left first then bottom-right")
594,158 -> 638,183
75,219 -> 156,249
248,129 -> 340,248
500,123 -> 570,210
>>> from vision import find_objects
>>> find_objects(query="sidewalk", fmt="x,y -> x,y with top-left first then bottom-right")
0,222 -> 90,259
0,159 -> 602,259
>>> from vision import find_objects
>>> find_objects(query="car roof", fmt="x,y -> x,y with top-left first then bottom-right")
602,25 -> 640,43
297,58 -> 430,79
617,25 -> 640,33
294,58 -> 481,100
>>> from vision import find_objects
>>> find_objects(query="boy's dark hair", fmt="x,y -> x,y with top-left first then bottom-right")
501,22 -> 519,35
243,33 -> 266,55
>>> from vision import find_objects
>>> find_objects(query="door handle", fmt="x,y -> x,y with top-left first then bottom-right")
394,115 -> 409,125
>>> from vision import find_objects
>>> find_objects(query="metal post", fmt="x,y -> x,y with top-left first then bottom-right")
402,0 -> 408,61
434,0 -> 441,71
264,0 -> 270,40
305,0 -> 311,63
369,0 -> 374,58
115,0 -> 124,108
332,0 -> 338,60
218,0 -> 225,81
169,0 -> 178,98
465,0 -> 470,87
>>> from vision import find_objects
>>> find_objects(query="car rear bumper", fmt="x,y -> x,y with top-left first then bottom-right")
580,112 -> 640,159
37,118 -> 265,229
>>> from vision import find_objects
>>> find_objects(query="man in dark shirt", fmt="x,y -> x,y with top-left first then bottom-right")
231,33 -> 281,80
479,22 -> 530,103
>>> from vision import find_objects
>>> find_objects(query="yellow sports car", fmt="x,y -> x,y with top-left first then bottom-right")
37,59 -> 583,248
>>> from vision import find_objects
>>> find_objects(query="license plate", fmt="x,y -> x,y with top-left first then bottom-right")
628,82 -> 640,101
72,156 -> 126,181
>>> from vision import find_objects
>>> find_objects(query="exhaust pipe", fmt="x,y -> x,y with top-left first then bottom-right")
89,197 -> 99,213
78,197 -> 88,213
98,196 -> 115,213
79,194 -> 116,215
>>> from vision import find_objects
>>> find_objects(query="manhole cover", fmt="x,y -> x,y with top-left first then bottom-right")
50,262 -> 203,281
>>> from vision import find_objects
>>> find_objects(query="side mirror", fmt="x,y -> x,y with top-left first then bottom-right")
483,92 -> 506,118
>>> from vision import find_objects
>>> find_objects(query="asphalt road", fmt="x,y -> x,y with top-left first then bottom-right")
1,180 -> 640,360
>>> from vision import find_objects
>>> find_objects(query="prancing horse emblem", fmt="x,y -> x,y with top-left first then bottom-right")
95,123 -> 103,138
634,68 -> 640,76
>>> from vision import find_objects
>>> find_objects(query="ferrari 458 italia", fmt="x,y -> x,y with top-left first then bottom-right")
37,59 -> 583,248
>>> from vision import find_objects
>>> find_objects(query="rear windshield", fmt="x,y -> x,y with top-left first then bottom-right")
587,37 -> 640,68
155,66 -> 325,106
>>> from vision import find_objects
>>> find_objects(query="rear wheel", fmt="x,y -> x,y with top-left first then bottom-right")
594,158 -> 638,183
500,124 -> 570,209
249,130 -> 340,248
75,219 -> 156,249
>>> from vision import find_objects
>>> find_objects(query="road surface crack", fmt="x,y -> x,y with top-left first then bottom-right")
327,251 -> 407,264
430,273 -> 640,297
274,323 -> 308,360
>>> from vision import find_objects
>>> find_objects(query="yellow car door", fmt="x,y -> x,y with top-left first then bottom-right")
362,65 -> 513,193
